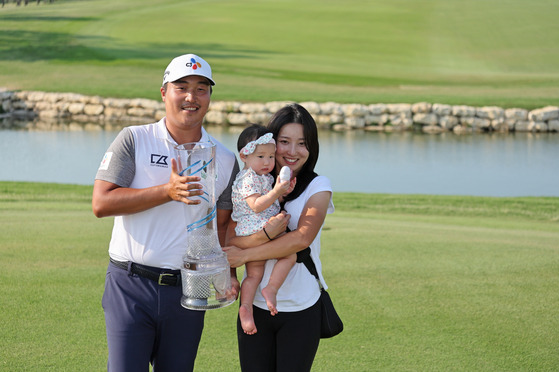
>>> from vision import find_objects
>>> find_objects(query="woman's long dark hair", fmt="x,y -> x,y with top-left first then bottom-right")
267,103 -> 319,203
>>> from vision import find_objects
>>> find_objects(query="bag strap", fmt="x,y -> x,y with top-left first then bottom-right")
298,247 -> 325,290
297,247 -> 318,279
287,229 -> 322,288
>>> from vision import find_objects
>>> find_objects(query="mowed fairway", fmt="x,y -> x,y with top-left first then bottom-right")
1,0 -> 559,107
0,182 -> 558,371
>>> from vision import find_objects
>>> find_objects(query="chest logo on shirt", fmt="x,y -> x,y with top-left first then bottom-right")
150,154 -> 169,168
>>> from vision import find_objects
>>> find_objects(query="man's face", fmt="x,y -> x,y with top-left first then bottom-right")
161,75 -> 211,132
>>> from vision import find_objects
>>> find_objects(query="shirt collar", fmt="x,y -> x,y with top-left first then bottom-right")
156,118 -> 212,146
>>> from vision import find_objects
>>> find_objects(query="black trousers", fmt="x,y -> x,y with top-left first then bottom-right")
237,300 -> 321,372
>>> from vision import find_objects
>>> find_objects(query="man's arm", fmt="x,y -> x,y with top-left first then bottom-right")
217,208 -> 233,247
217,207 -> 240,298
92,159 -> 203,218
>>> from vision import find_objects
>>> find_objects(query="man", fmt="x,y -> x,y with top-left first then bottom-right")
92,53 -> 240,371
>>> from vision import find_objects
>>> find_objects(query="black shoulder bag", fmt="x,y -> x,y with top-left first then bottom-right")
297,247 -> 344,338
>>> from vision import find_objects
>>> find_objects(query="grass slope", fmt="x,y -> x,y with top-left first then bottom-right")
1,182 -> 558,371
1,0 -> 559,107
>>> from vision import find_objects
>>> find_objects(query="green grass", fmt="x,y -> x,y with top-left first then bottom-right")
1,0 -> 559,108
1,181 -> 558,371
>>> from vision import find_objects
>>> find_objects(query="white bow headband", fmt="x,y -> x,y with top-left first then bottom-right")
240,133 -> 275,155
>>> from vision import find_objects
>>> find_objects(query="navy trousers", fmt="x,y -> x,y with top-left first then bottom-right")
102,261 -> 205,372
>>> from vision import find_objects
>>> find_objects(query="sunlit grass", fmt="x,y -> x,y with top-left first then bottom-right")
1,182 -> 558,370
1,0 -> 559,107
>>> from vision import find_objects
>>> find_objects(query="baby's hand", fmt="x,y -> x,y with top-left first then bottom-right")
274,177 -> 290,196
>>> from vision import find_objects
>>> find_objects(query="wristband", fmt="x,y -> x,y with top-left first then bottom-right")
263,227 -> 273,241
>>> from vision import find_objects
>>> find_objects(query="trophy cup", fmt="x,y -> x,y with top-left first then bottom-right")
175,142 -> 235,310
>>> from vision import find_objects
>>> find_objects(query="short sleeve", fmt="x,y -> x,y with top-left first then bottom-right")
306,176 -> 335,214
95,127 -> 136,187
239,169 -> 265,198
217,160 -> 239,210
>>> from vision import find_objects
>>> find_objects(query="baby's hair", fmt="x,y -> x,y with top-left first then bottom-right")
237,124 -> 273,152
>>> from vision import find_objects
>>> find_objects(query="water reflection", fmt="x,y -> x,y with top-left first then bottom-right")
0,121 -> 558,196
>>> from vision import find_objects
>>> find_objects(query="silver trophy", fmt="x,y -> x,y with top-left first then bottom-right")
175,141 -> 235,310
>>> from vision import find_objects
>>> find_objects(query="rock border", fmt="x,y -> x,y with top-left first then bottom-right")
1,88 -> 558,133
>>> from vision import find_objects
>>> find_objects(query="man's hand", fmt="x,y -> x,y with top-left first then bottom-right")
166,158 -> 204,204
229,274 -> 240,300
223,245 -> 246,268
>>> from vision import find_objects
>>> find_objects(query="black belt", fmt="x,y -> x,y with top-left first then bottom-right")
110,258 -> 181,286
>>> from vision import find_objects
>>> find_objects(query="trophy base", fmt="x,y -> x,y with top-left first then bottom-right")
181,295 -> 235,311
180,252 -> 235,311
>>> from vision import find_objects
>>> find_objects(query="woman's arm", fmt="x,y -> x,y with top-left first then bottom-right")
225,191 -> 331,268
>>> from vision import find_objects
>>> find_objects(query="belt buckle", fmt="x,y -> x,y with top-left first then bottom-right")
158,273 -> 174,286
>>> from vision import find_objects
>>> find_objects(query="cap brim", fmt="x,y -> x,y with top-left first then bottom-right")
165,76 -> 215,86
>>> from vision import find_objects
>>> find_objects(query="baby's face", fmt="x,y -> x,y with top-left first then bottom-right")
244,143 -> 276,175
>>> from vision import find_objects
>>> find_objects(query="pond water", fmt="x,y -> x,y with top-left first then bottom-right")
1,126 -> 558,197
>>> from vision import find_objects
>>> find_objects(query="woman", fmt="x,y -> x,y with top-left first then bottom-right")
225,103 -> 335,372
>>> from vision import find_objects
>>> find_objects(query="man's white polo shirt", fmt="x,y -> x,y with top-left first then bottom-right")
96,118 -> 238,269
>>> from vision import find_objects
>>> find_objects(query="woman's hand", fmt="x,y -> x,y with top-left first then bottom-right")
264,210 -> 291,239
286,177 -> 297,196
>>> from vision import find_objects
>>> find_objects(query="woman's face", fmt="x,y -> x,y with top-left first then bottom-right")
275,123 -> 309,176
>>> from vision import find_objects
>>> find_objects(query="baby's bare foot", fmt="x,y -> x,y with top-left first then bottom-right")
262,286 -> 278,316
239,304 -> 257,335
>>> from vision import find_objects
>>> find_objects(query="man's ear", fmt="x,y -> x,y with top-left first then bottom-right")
160,86 -> 166,102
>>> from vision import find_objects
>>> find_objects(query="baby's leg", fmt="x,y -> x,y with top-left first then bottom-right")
262,253 -> 297,316
239,260 -> 265,335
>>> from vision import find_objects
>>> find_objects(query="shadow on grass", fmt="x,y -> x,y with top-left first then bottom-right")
0,14 -> 96,21
0,27 -> 273,66
0,13 -> 406,86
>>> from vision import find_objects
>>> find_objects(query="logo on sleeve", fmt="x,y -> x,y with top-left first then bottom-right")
150,154 -> 169,168
98,152 -> 113,171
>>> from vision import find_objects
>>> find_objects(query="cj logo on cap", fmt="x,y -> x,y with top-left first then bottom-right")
186,57 -> 202,70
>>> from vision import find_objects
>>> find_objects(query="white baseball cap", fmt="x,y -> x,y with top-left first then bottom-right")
162,54 -> 215,86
